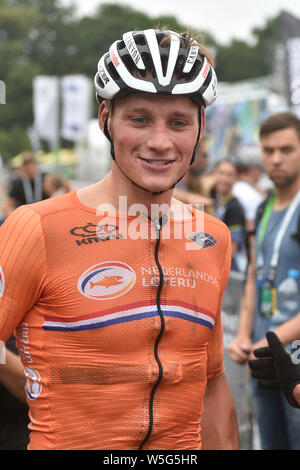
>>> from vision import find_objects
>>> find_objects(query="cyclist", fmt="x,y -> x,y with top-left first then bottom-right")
0,28 -> 238,450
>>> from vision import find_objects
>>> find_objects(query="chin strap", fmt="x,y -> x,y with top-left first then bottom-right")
103,107 -> 202,196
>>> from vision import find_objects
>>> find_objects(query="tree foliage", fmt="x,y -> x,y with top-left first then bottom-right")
0,0 -> 282,161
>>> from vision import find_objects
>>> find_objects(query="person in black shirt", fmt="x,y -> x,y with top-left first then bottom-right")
4,153 -> 48,216
213,159 -> 246,272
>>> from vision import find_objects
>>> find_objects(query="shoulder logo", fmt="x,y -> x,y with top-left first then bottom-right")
78,261 -> 136,300
189,232 -> 218,249
0,266 -> 5,299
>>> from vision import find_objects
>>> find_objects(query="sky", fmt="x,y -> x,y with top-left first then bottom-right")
61,0 -> 300,44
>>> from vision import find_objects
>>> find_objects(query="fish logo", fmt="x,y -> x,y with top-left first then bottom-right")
0,266 -> 5,299
78,261 -> 136,300
25,367 -> 42,400
89,275 -> 123,289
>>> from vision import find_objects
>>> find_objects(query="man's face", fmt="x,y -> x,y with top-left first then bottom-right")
260,127 -> 300,189
101,93 -> 199,194
23,161 -> 37,180
214,161 -> 237,197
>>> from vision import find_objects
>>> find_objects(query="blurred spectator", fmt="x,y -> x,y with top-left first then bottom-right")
213,159 -> 248,446
232,148 -> 265,232
229,111 -> 300,450
43,173 -> 71,198
213,159 -> 246,272
173,137 -> 214,212
3,152 -> 48,216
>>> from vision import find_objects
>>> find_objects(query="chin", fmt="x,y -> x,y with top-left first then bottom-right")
139,179 -> 173,194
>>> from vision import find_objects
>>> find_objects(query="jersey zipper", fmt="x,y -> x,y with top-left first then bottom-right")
139,217 -> 165,450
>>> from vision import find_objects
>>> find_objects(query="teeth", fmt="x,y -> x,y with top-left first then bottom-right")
146,160 -> 169,166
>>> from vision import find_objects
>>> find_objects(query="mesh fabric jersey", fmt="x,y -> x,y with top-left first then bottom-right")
0,191 -> 231,450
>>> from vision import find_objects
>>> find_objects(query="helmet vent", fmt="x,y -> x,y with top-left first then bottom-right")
134,33 -> 146,46
106,60 -> 120,81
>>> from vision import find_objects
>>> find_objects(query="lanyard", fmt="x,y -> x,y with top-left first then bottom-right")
258,194 -> 275,248
257,189 -> 300,279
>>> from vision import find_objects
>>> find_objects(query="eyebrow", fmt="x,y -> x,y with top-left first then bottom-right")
262,144 -> 294,151
125,107 -> 196,118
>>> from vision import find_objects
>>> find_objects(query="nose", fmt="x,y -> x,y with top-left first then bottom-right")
146,122 -> 173,154
270,149 -> 283,166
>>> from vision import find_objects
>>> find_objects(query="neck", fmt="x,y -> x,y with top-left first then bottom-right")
77,170 -> 174,217
274,179 -> 300,209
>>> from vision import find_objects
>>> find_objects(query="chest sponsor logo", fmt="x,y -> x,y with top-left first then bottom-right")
25,367 -> 42,400
189,232 -> 218,249
78,261 -> 136,300
141,265 -> 219,288
0,266 -> 4,299
70,222 -> 123,246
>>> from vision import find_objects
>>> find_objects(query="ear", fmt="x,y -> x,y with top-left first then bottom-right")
98,101 -> 110,133
200,108 -> 206,137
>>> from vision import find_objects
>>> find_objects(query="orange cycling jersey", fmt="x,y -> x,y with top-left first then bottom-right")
0,191 -> 231,450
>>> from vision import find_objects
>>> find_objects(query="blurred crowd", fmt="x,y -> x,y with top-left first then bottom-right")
0,152 -> 70,226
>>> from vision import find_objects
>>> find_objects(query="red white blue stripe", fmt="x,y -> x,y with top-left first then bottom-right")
43,300 -> 215,332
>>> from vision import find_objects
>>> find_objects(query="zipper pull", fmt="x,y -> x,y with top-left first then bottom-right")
153,218 -> 161,231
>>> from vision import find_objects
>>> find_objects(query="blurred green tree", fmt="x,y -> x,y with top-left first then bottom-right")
215,16 -> 280,81
0,0 -> 282,162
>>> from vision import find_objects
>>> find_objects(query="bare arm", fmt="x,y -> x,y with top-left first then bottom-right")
231,241 -> 239,257
201,373 -> 240,450
228,250 -> 256,363
294,384 -> 300,405
0,347 -> 26,403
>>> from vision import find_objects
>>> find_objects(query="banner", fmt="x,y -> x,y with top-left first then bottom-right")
61,75 -> 92,142
280,10 -> 300,117
33,76 -> 59,149
0,80 -> 5,104
206,79 -> 270,164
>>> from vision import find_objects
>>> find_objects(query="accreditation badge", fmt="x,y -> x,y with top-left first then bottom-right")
258,279 -> 277,317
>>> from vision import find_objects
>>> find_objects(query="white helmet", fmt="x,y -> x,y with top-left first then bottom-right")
94,28 -> 217,107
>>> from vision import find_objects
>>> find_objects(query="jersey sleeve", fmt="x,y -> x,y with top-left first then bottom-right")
0,206 -> 46,342
206,226 -> 231,381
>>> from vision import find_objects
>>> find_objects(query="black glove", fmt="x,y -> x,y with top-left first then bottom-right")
249,331 -> 300,408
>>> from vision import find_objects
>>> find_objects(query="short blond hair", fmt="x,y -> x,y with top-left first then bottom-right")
159,28 -> 215,68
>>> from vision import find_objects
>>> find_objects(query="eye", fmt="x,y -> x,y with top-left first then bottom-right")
130,116 -> 148,125
171,119 -> 188,128
262,148 -> 273,156
282,146 -> 293,154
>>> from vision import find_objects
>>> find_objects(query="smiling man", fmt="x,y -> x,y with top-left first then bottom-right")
0,28 -> 238,450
